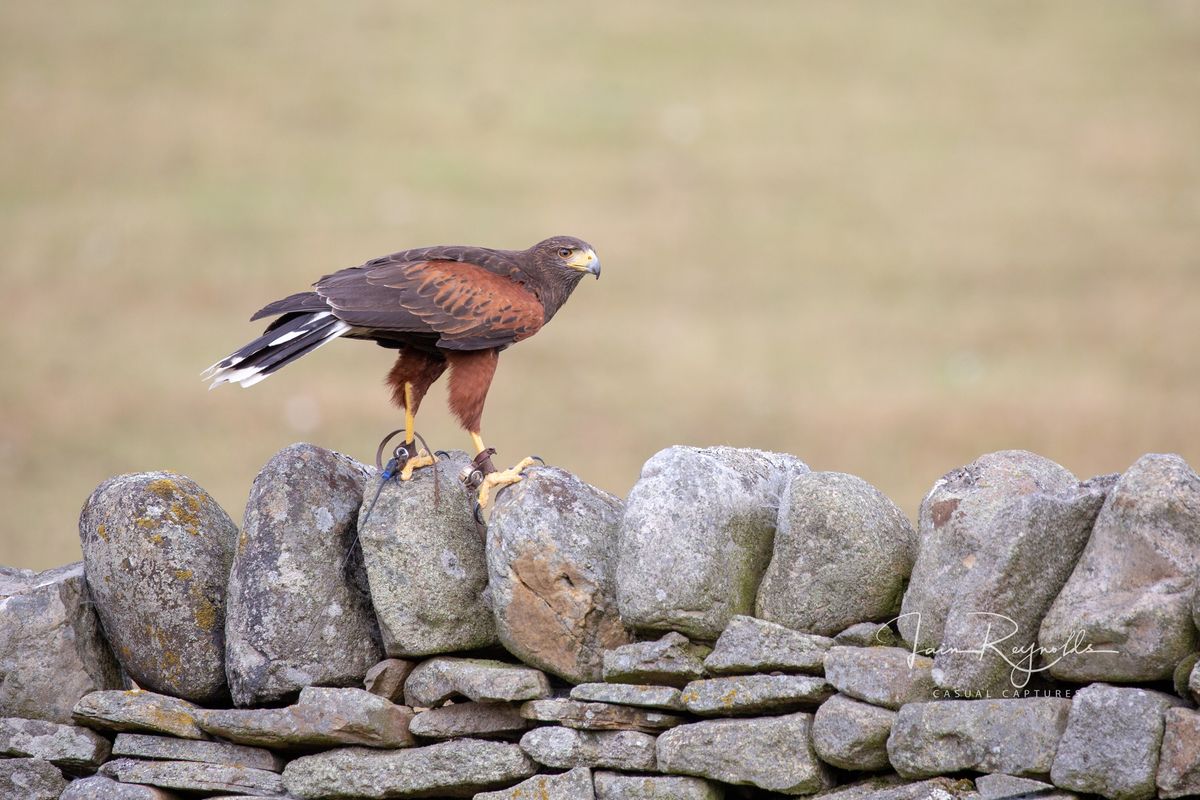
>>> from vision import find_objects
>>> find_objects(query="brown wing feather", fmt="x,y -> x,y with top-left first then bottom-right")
317,259 -> 544,351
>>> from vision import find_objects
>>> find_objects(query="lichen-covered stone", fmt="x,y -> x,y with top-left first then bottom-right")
487,467 -> 632,683
403,657 -> 551,708
0,563 -> 122,723
703,614 -> 832,675
757,472 -> 916,636
1158,707 -> 1200,799
834,622 -> 901,648
602,632 -> 707,687
569,683 -> 685,711
616,446 -> 807,639
363,658 -> 416,702
0,758 -> 69,800
408,701 -> 529,739
811,693 -> 894,771
823,646 -> 936,710
521,698 -> 683,733
679,674 -> 832,716
1051,683 -> 1185,800
519,726 -> 657,771
593,771 -> 724,800
198,686 -> 414,749
0,716 -> 111,769
73,689 -> 207,740
1040,454 -> 1200,683
974,773 -> 1057,800
226,443 -> 382,707
283,740 -> 536,799
100,758 -> 284,796
112,732 -> 283,772
61,775 -> 181,800
80,471 -> 237,703
358,450 -> 497,657
475,767 -> 594,800
899,450 -> 1079,653
888,697 -> 1072,778
656,713 -> 833,794
813,776 -> 978,800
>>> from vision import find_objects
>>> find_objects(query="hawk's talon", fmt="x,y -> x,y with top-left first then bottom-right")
476,456 -> 542,509
399,448 -> 437,481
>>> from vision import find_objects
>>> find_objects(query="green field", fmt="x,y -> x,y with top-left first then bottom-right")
3,2 -> 1199,569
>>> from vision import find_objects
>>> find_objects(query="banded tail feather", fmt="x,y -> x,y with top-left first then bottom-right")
204,309 -> 351,389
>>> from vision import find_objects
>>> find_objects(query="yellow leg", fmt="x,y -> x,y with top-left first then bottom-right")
470,431 -> 486,454
398,382 -> 435,480
477,456 -> 540,508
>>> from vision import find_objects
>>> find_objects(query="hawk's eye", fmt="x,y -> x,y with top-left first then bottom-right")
557,247 -> 573,259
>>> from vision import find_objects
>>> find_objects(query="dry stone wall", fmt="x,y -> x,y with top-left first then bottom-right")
2,443 -> 1200,799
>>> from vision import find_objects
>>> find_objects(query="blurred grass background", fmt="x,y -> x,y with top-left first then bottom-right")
3,2 -> 1199,569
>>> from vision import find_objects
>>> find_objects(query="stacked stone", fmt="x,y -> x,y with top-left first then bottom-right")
2,442 -> 1199,799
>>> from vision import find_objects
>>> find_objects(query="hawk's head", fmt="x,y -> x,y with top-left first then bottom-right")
530,236 -> 601,280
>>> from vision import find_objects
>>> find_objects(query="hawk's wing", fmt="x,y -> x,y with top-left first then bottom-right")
315,255 -> 545,351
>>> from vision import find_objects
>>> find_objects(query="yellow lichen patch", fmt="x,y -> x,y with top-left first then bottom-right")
148,533 -> 164,545
720,688 -> 740,707
96,523 -> 108,541
147,478 -> 180,500
174,569 -> 193,581
135,518 -> 158,530
193,594 -> 217,632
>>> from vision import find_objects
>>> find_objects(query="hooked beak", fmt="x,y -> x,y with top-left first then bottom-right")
568,248 -> 601,279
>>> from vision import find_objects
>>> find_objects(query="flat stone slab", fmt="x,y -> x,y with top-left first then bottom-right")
888,697 -> 1072,778
100,758 -> 284,796
403,657 -> 551,707
975,773 -> 1057,800
570,683 -> 685,711
593,771 -> 723,800
408,702 -> 529,739
61,775 -> 182,799
0,715 -> 111,769
113,732 -> 284,772
680,674 -> 833,716
282,739 -> 536,799
520,726 -> 658,771
1051,683 -> 1185,800
601,632 -> 707,687
703,615 -> 833,675
834,622 -> 901,648
475,766 -> 594,800
0,757 -> 69,800
656,712 -> 833,795
811,693 -> 895,771
812,775 -> 978,800
73,689 -> 207,739
824,646 -> 937,709
363,658 -> 416,703
198,686 -> 413,750
1159,707 -> 1200,799
520,698 -> 684,733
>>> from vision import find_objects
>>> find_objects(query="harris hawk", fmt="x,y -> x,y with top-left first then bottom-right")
204,236 -> 601,505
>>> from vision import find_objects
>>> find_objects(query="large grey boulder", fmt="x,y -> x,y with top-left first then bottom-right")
811,693 -> 895,772
887,697 -> 1071,778
757,472 -> 916,636
358,450 -> 497,657
61,775 -> 181,800
1158,707 -> 1200,799
79,471 -> 238,704
197,686 -> 414,749
283,740 -> 536,799
1051,683 -> 1185,800
0,716 -> 111,770
593,772 -> 724,800
602,632 -> 708,687
823,646 -> 937,710
1040,454 -> 1200,682
616,446 -> 807,639
679,674 -> 832,716
475,767 -> 594,800
487,467 -> 632,683
0,758 -> 68,800
226,443 -> 382,707
656,713 -> 833,794
99,759 -> 284,797
519,727 -> 658,771
73,689 -> 207,739
403,657 -> 551,707
0,563 -> 122,723
703,615 -> 832,675
898,451 -> 1080,654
